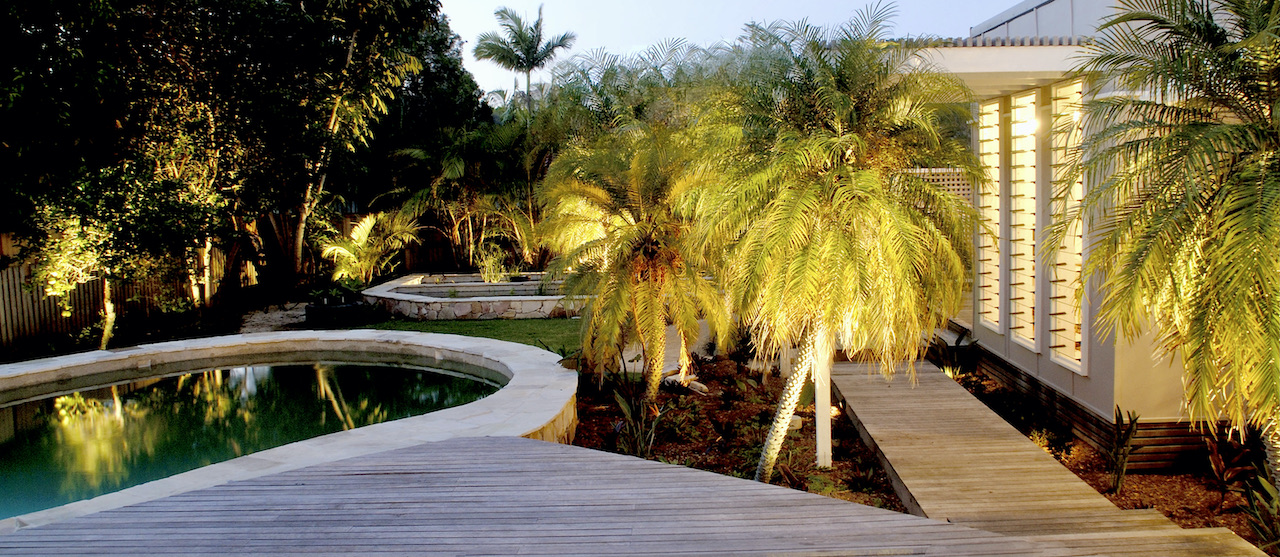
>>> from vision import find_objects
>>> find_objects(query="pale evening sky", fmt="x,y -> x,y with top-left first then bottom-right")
439,0 -> 1021,94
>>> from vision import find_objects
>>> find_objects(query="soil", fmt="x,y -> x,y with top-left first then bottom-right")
237,303 -> 308,333
951,367 -> 1266,550
572,355 -> 906,512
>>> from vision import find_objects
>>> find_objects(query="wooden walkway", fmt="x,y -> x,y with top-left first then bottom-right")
832,362 -> 1264,557
0,436 -> 1068,556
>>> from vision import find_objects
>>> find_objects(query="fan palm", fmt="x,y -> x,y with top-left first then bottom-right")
473,5 -> 576,114
1057,0 -> 1280,483
540,113 -> 729,408
697,8 -> 980,482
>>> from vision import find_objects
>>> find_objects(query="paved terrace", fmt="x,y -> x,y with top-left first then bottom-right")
833,361 -> 1264,557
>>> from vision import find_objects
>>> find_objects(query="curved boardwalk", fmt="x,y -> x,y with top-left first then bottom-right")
1,436 -> 1070,556
832,361 -> 1264,557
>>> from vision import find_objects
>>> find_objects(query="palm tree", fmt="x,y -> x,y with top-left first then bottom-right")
321,211 -> 421,285
540,112 -> 730,409
473,5 -> 577,115
1057,0 -> 1280,485
697,9 -> 980,482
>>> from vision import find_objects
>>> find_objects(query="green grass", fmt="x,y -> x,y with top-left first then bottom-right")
364,318 -> 582,356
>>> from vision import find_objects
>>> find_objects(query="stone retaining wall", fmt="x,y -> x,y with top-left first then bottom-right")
364,274 -> 581,320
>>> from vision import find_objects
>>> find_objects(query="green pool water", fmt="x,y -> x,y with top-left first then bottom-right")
0,362 -> 500,519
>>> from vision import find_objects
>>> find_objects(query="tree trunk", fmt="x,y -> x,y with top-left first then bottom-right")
99,277 -> 116,350
201,237 -> 213,306
295,29 -> 360,282
755,330 -> 819,482
524,70 -> 533,118
642,326 -> 667,414
1264,419 -> 1280,493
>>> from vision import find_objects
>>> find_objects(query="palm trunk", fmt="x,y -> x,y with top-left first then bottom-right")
755,330 -> 819,482
1264,418 -> 1280,493
643,328 -> 667,413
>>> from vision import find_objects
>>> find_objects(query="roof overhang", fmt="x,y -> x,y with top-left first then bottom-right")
921,45 -> 1082,98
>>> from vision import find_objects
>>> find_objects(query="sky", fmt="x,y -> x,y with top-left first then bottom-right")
439,0 -> 1021,94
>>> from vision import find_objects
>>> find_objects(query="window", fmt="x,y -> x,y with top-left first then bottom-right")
1049,80 -> 1084,365
976,100 -> 1001,330
1008,91 -> 1037,345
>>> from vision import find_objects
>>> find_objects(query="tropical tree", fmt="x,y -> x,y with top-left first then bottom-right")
321,211 -> 421,285
1057,0 -> 1280,485
697,9 -> 980,482
540,112 -> 730,409
473,4 -> 577,114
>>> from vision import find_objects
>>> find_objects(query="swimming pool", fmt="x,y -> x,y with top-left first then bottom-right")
0,330 -> 578,532
0,361 -> 499,519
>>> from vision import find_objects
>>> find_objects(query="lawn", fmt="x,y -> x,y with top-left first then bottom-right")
365,317 -> 582,356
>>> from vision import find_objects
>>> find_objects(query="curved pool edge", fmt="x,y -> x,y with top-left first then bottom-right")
0,330 -> 578,534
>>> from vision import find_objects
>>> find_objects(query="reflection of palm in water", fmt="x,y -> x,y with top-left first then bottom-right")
21,364 -> 493,518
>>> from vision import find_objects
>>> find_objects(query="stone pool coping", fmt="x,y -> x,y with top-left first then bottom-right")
0,330 -> 578,534
364,273 -> 580,319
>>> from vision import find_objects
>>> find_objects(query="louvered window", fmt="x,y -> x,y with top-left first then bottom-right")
976,100 -> 1002,330
1008,91 -> 1037,345
1049,80 -> 1084,365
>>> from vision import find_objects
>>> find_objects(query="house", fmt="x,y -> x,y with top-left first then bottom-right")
929,0 -> 1201,469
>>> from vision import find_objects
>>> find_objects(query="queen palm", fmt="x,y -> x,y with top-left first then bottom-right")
698,9 -> 980,482
540,112 -> 729,409
1059,0 -> 1280,484
473,5 -> 576,115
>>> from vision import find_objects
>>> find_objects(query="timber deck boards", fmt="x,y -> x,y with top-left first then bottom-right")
832,361 -> 1263,556
1,436 -> 1067,556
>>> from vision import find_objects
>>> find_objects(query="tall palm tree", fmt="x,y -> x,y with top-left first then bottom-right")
540,112 -> 730,409
1057,0 -> 1280,484
697,8 -> 980,482
473,5 -> 577,115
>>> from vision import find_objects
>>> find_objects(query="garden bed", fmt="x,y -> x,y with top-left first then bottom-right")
572,355 -> 905,512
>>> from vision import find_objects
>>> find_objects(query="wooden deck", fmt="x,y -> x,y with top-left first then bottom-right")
0,436 -> 1070,556
832,361 -> 1264,557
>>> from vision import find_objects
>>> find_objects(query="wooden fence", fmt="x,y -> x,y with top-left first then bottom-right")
0,247 -> 255,349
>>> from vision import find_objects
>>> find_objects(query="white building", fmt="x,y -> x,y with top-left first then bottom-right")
931,0 -> 1198,469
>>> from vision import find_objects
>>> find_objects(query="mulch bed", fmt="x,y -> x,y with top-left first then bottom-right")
572,355 -> 905,512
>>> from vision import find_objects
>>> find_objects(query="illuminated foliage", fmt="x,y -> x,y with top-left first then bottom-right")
695,7 -> 980,481
1058,0 -> 1280,479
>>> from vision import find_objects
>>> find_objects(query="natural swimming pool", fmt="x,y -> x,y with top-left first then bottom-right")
0,362 -> 499,519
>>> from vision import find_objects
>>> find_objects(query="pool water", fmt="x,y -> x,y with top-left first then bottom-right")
0,362 -> 499,519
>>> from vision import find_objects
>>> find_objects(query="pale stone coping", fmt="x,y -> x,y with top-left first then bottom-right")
364,273 -> 565,303
0,330 -> 578,534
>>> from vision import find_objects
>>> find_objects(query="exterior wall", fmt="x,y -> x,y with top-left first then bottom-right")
968,79 -> 1189,426
970,0 -> 1112,39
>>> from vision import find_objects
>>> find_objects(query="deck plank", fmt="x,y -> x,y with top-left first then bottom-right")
832,361 -> 1263,556
1,436 -> 1062,556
